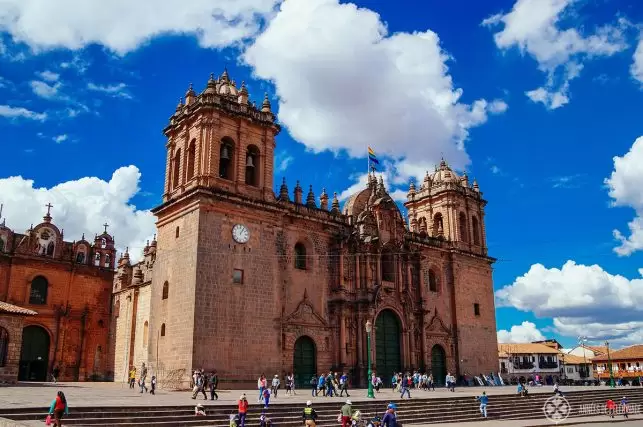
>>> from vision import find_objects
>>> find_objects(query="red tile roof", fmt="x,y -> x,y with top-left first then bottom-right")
0,301 -> 37,316
592,345 -> 643,361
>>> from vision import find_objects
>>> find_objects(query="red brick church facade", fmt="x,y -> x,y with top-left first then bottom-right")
121,70 -> 498,388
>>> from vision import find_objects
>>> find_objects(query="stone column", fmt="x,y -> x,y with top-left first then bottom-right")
356,311 -> 364,386
338,244 -> 345,288
355,254 -> 361,290
339,307 -> 346,366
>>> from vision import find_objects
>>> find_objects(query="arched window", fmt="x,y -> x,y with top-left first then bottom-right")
381,250 -> 395,282
114,300 -> 120,318
160,323 -> 166,337
0,327 -> 8,367
419,217 -> 427,234
245,145 -> 260,186
172,148 -> 181,189
162,281 -> 169,300
29,276 -> 48,305
94,253 -> 101,266
0,238 -> 5,252
472,216 -> 481,245
76,251 -> 85,264
143,321 -> 149,347
175,226 -> 180,238
433,213 -> 443,237
428,269 -> 438,292
459,212 -> 468,243
186,139 -> 196,180
104,254 -> 111,268
219,138 -> 234,180
294,243 -> 307,270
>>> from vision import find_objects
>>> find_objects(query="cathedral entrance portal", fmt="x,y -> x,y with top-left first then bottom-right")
293,336 -> 316,389
18,325 -> 50,381
431,344 -> 447,386
375,310 -> 401,377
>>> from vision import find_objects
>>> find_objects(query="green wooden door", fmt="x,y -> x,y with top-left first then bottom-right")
19,325 -> 50,381
431,344 -> 447,386
375,310 -> 401,377
293,336 -> 316,388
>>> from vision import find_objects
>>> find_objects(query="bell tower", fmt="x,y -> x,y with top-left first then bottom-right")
404,159 -> 488,254
162,70 -> 281,202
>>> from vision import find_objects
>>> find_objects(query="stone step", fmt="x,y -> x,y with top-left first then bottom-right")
7,388 -> 641,426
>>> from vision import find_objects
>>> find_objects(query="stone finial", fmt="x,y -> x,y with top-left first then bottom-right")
238,81 -> 249,105
473,178 -> 480,192
306,185 -> 317,208
220,67 -> 230,81
279,177 -> 290,202
262,92 -> 272,113
294,181 -> 303,204
185,83 -> 196,105
462,172 -> 469,187
320,188 -> 329,210
176,97 -> 184,111
331,192 -> 340,214
207,73 -> 216,86
151,234 -> 157,246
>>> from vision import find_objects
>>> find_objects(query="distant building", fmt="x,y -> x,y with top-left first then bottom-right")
0,207 -> 115,382
498,343 -> 562,382
592,345 -> 643,383
0,301 -> 37,383
558,353 -> 592,382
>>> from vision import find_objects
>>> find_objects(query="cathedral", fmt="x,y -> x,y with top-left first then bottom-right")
0,207 -> 115,383
111,70 -> 498,389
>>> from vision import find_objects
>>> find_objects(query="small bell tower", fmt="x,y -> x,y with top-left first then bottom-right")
404,159 -> 488,253
162,70 -> 281,202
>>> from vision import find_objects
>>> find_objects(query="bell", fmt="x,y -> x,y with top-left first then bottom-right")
221,145 -> 230,160
246,154 -> 254,167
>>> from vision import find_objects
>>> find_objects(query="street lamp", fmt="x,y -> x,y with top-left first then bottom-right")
365,320 -> 375,398
578,336 -> 588,381
605,341 -> 615,388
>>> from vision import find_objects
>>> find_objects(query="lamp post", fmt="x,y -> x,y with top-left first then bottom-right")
605,341 -> 615,388
365,320 -> 375,398
578,336 -> 588,381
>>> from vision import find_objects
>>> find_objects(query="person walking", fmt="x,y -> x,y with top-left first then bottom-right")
272,375 -> 280,397
51,366 -> 60,383
129,367 -> 136,389
209,371 -> 219,400
621,396 -> 629,419
303,400 -> 318,427
476,392 -> 488,418
238,394 -> 249,427
340,399 -> 352,427
399,373 -> 411,399
339,372 -> 350,397
139,363 -> 148,393
150,376 -> 156,395
381,403 -> 397,427
48,391 -> 69,427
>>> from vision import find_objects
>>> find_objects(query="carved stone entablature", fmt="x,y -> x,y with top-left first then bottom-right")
283,289 -> 329,329
425,309 -> 451,337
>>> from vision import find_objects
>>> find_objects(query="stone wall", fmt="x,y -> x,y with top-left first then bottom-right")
0,315 -> 25,384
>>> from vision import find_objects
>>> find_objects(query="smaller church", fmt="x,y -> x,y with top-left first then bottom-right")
111,69 -> 499,390
0,206 -> 115,383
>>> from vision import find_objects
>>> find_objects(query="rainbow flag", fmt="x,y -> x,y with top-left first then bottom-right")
368,146 -> 379,168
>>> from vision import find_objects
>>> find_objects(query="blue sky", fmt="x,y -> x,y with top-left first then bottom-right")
1,0 -> 643,349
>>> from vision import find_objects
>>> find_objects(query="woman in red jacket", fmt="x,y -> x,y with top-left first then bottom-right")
48,391 -> 69,426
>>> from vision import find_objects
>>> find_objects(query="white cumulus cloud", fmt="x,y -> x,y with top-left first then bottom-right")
605,136 -> 643,255
632,37 -> 643,86
244,0 -> 506,185
497,321 -> 546,343
87,82 -> 132,99
496,260 -> 643,346
0,104 -> 47,121
30,80 -> 62,99
0,166 -> 156,263
483,0 -> 628,109
0,0 -> 281,55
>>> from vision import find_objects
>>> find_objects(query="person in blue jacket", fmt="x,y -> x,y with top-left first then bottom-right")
476,392 -> 488,418
381,403 -> 397,427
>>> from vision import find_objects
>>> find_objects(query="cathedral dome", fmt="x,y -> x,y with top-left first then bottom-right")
431,159 -> 460,183
342,174 -> 379,216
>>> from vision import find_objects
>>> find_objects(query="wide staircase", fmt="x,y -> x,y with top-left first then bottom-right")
1,388 -> 642,426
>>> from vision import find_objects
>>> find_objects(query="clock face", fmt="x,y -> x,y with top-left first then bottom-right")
232,224 -> 250,244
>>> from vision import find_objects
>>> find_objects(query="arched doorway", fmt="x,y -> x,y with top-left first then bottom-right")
19,325 -> 50,381
293,336 -> 316,388
375,310 -> 401,377
431,344 -> 447,386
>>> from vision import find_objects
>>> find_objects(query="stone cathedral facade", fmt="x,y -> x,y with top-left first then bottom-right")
110,70 -> 498,389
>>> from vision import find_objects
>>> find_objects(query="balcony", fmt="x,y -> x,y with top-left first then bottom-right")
539,361 -> 559,369
513,362 -> 534,370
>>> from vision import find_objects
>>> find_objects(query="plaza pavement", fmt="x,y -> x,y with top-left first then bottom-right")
0,382 -> 629,409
